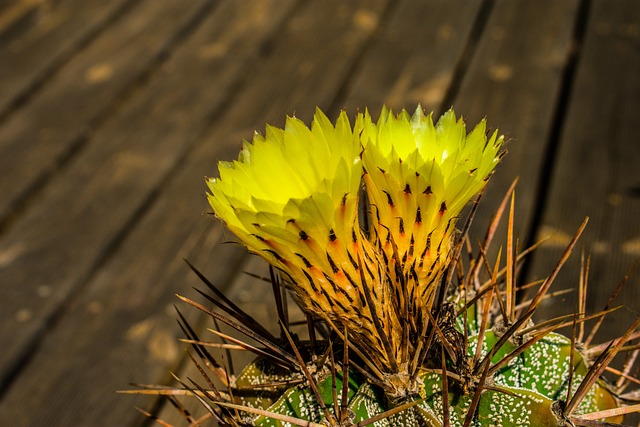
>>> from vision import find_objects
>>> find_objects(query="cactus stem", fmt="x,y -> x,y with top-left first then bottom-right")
469,218 -> 591,376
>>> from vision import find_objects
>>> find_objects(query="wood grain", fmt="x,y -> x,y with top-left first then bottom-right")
0,0 -> 134,118
452,0 -> 581,243
526,0 -> 640,337
0,0 -> 293,412
0,0 -> 214,223
0,0 -> 388,425
340,0 -> 483,114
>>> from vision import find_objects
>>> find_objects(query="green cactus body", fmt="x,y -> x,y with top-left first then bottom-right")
230,329 -> 620,426
235,359 -> 361,426
476,331 -> 619,419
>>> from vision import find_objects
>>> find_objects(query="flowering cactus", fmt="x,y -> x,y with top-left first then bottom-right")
128,107 -> 640,427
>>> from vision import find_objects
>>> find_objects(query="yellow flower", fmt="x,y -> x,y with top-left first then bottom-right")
357,106 -> 503,315
207,109 -> 369,319
207,106 -> 504,388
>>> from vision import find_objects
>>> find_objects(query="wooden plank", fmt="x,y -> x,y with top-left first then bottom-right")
526,0 -> 640,338
0,0 -> 392,425
436,0 -> 579,256
0,0 -> 133,118
0,0 -> 293,406
341,0 -> 483,114
0,0 -> 212,225
0,0 -> 45,39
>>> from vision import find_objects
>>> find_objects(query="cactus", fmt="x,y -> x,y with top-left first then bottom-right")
128,107 -> 640,426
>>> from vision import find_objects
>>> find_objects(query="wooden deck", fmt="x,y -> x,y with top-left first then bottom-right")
1,0 -> 639,425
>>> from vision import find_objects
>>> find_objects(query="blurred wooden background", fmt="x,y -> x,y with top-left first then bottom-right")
0,0 -> 639,425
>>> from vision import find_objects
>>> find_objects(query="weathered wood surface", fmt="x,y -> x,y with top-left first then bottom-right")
0,0 -> 638,425
0,0 -> 135,119
528,0 -> 640,339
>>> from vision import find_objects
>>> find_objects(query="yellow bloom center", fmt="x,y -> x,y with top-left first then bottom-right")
206,106 -> 504,380
358,107 -> 503,324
